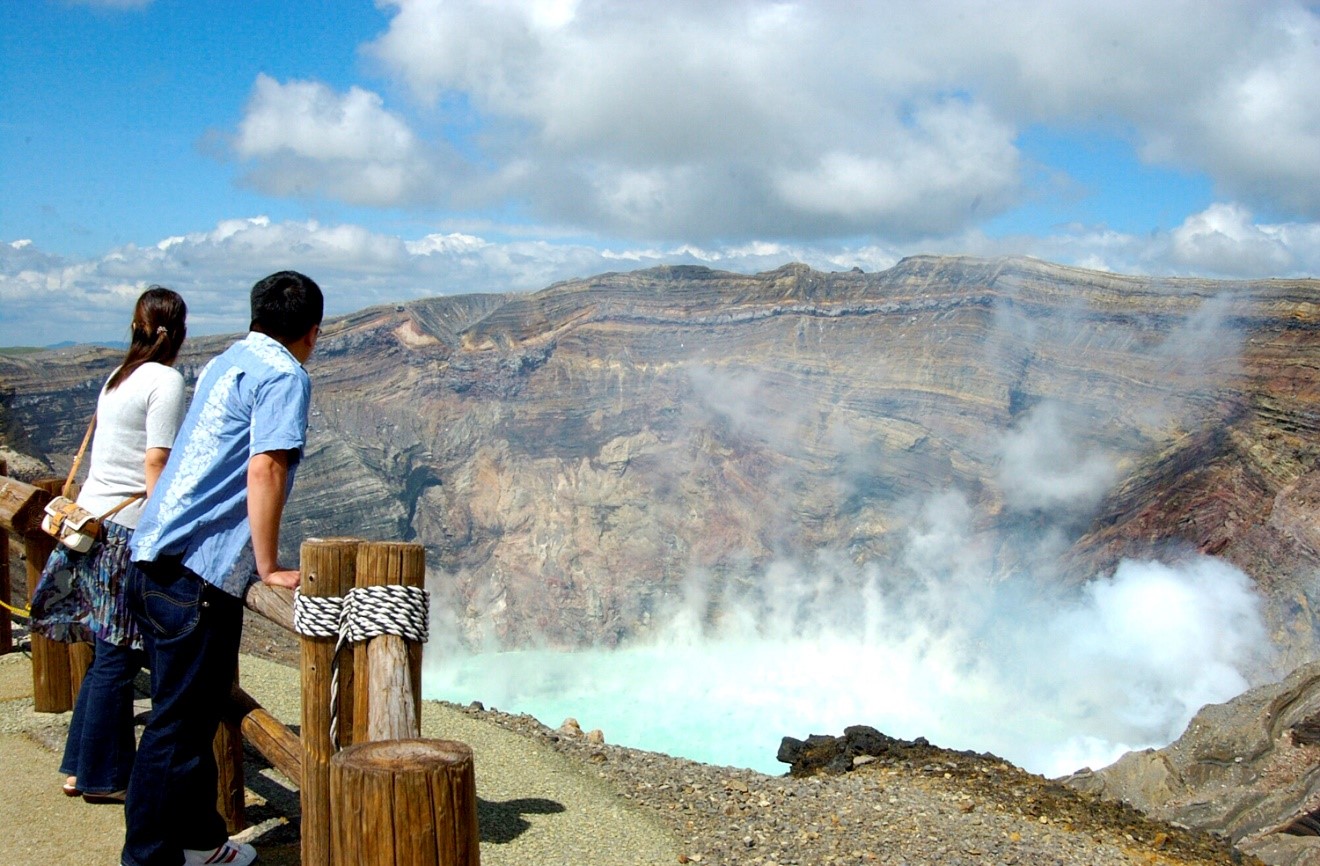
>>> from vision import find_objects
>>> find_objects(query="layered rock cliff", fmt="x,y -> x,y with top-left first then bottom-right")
4,256 -> 1319,661
1065,660 -> 1320,865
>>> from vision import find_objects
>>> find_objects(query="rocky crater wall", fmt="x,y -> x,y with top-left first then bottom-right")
4,256 -> 1320,663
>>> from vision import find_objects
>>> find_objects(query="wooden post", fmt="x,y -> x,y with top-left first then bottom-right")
27,478 -> 70,713
300,538 -> 360,866
215,675 -> 247,834
0,474 -> 50,657
330,739 -> 479,866
0,460 -> 10,655
24,529 -> 69,712
354,542 -> 425,742
0,475 -> 63,701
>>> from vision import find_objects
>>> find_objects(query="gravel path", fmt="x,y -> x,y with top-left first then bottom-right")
1,651 -> 679,866
457,702 -> 1262,866
0,649 -> 1260,866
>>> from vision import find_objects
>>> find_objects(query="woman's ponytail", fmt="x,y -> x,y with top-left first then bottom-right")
106,287 -> 188,391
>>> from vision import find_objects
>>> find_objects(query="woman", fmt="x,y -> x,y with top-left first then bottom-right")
31,286 -> 188,803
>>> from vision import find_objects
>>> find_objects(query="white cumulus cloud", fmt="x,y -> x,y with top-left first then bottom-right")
6,201 -> 1320,348
1169,203 -> 1298,276
771,100 -> 1020,235
255,0 -> 1320,245
234,75 -> 449,206
3,218 -> 897,346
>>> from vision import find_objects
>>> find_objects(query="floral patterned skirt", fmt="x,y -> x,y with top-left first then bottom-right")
30,520 -> 140,648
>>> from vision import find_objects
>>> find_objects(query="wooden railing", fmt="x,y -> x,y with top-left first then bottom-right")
1,472 -> 478,866
0,471 -> 90,708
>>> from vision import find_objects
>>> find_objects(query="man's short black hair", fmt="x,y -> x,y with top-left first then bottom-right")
250,271 -> 324,344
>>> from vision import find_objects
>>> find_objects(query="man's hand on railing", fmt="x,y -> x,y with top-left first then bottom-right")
261,568 -> 301,589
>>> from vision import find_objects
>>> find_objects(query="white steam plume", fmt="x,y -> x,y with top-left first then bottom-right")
422,291 -> 1271,779
997,401 -> 1118,514
424,491 -> 1272,778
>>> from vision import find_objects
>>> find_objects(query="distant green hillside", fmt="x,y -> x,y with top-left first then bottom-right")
0,341 -> 125,355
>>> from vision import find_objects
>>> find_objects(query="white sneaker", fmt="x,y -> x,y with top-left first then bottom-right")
181,839 -> 257,865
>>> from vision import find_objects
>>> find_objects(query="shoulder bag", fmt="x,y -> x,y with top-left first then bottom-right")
40,414 -> 143,553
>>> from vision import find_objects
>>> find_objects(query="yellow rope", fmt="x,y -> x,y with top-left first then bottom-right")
0,597 -> 31,619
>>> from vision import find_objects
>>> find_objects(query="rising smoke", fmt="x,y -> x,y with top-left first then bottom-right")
423,293 -> 1275,778
424,485 -> 1273,777
996,401 -> 1118,515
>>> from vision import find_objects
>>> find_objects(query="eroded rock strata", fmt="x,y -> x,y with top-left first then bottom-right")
4,255 -> 1320,662
1065,660 -> 1320,865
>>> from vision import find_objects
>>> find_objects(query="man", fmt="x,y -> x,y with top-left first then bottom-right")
121,271 -> 322,866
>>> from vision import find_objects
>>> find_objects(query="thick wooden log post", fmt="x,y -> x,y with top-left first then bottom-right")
300,538 -> 360,866
24,530 -> 69,711
0,472 -> 48,658
354,542 -> 425,742
27,479 -> 70,713
215,674 -> 247,834
0,476 -> 60,690
0,526 -> 8,655
1,474 -> 92,702
330,739 -> 479,866
0,461 -> 10,655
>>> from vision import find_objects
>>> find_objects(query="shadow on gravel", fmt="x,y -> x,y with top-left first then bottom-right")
478,797 -> 566,843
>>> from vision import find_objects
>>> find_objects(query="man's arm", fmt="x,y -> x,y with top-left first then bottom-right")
248,449 -> 300,589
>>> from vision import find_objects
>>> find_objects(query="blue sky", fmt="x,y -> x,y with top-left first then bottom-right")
3,0 -> 1320,346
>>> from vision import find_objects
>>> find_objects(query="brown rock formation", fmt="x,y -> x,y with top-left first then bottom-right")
1065,660 -> 1320,865
3,255 -> 1320,659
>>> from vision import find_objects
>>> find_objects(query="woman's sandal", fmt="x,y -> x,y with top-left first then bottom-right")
61,777 -> 80,797
81,789 -> 127,804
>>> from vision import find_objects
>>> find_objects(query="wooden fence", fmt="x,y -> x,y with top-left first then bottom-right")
0,471 -> 478,866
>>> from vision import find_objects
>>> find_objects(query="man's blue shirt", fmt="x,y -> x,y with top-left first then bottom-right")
131,332 -> 311,597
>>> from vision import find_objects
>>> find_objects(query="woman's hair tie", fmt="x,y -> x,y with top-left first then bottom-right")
156,326 -> 169,338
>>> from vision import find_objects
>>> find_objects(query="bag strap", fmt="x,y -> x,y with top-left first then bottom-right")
63,414 -> 97,498
97,492 -> 146,522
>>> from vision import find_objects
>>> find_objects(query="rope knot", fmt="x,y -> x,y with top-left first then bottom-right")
293,584 -> 430,747
292,584 -> 429,643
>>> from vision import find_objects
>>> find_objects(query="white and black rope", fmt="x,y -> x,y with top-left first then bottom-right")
293,583 -> 430,747
342,584 -> 430,643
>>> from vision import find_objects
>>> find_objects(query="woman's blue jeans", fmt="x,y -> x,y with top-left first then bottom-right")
121,559 -> 243,866
59,636 -> 143,794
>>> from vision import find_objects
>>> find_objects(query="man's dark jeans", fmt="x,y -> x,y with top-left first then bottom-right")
59,636 -> 143,794
121,559 -> 243,866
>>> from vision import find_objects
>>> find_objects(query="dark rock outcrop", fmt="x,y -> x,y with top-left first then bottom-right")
778,725 -> 932,776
